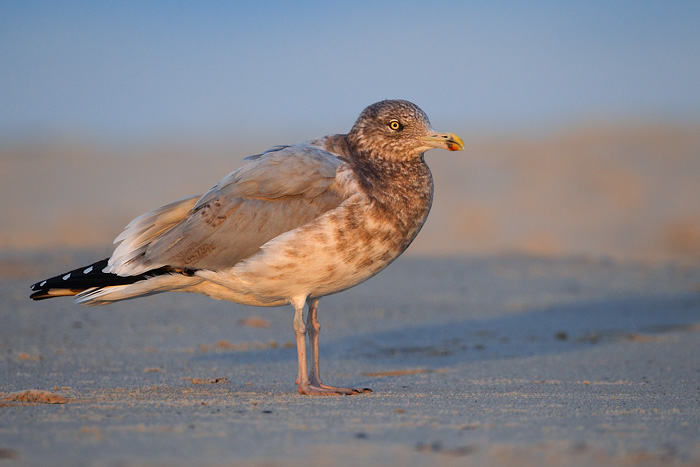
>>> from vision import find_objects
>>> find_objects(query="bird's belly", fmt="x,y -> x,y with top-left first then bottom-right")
197,198 -> 427,305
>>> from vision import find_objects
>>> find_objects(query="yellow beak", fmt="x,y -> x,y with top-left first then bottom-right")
419,132 -> 465,151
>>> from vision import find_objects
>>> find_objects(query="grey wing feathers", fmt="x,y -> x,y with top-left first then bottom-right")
243,145 -> 290,161
107,145 -> 346,276
195,145 -> 339,207
108,195 -> 200,273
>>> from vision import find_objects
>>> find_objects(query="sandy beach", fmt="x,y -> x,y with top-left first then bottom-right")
2,123 -> 700,465
1,250 -> 699,466
4,2 -> 700,464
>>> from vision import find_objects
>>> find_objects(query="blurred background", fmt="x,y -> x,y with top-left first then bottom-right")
2,1 -> 699,263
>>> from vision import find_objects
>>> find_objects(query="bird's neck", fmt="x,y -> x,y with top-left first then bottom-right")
354,152 -> 433,211
358,154 -> 434,254
322,133 -> 434,249
324,133 -> 434,211
352,149 -> 434,242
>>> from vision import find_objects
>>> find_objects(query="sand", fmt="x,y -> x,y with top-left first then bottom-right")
2,123 -> 699,464
1,251 -> 699,466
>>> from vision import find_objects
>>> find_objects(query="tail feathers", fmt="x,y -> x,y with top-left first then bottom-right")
29,258 -> 186,301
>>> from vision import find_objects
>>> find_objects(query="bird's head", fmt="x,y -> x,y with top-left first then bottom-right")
347,100 -> 464,161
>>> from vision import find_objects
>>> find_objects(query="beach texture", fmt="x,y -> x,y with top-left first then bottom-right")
1,125 -> 699,465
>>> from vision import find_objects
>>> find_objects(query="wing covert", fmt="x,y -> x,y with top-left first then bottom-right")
108,144 -> 347,276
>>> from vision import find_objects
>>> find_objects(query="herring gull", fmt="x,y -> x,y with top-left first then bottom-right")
30,99 -> 464,395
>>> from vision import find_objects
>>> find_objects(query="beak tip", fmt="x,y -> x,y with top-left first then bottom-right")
446,133 -> 465,151
420,132 -> 465,151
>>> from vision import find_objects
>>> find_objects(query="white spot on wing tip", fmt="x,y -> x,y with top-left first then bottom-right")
40,281 -> 47,287
84,266 -> 93,274
62,273 -> 71,280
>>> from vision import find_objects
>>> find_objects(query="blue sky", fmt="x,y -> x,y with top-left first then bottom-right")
2,1 -> 699,142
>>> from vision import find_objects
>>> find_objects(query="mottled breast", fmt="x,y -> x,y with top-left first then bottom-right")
227,156 -> 434,302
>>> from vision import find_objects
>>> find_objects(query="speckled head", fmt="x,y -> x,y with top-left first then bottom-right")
347,100 -> 464,161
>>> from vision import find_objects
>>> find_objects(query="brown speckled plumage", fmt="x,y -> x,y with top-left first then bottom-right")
29,100 -> 464,395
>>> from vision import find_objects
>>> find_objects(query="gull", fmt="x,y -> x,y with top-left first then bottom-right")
30,100 -> 464,395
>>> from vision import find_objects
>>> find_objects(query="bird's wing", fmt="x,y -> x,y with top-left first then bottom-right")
107,144 -> 347,276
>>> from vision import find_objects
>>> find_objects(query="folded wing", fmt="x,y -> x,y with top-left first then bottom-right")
108,144 -> 346,276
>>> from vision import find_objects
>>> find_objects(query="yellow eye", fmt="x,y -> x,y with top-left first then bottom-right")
389,120 -> 402,131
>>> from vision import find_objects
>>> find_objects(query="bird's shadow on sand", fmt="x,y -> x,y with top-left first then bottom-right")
191,292 -> 700,376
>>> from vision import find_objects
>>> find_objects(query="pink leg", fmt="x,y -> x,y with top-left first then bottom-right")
292,298 -> 310,391
295,298 -> 371,396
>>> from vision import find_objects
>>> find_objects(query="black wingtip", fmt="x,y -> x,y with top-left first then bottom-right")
29,258 -> 111,300
30,291 -> 50,300
29,258 -> 188,301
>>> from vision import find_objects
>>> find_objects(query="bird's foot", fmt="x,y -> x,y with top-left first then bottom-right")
297,383 -> 372,396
